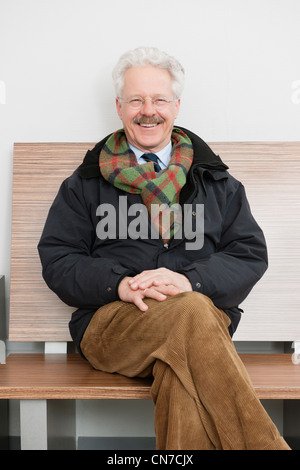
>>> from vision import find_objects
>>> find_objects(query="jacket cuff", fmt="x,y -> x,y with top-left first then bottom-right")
178,265 -> 203,293
104,265 -> 135,302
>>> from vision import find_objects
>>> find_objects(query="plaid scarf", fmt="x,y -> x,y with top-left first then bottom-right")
99,127 -> 193,241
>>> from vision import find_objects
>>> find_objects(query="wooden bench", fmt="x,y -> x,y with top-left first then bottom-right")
0,141 -> 300,450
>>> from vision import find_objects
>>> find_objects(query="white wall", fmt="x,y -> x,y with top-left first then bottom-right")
1,0 -> 300,445
1,0 -> 300,300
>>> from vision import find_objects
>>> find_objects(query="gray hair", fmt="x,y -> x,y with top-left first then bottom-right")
112,47 -> 185,99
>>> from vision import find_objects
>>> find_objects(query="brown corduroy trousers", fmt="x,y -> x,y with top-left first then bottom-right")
80,292 -> 291,450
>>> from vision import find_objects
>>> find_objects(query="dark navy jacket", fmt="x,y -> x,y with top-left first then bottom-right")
38,127 -> 268,352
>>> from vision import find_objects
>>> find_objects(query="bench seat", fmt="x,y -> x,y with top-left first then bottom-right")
1,353 -> 300,401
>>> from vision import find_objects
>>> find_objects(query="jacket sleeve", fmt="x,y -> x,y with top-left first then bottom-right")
38,174 -> 132,309
179,183 -> 268,309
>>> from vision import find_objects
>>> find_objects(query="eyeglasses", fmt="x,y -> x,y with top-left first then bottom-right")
118,96 -> 178,110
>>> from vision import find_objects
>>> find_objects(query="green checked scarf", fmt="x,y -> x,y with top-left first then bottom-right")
99,127 -> 193,241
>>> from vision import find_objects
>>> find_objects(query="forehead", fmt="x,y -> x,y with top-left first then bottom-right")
122,65 -> 173,97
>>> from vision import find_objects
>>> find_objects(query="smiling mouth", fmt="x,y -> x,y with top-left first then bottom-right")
138,123 -> 159,128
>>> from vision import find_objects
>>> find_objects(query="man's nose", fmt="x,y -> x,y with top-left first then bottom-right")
141,98 -> 156,115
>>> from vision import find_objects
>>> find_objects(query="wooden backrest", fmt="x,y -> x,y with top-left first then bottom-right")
9,142 -> 300,342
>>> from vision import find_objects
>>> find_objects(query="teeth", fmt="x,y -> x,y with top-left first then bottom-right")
139,123 -> 158,127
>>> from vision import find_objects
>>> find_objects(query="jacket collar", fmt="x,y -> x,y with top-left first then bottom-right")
77,126 -> 228,179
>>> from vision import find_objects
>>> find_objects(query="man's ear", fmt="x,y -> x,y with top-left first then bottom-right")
175,98 -> 181,119
116,98 -> 123,120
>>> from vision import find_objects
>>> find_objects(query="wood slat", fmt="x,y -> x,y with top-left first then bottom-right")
209,142 -> 300,341
10,143 -> 92,342
9,142 -> 300,341
0,354 -> 152,400
240,354 -> 300,399
0,353 -> 299,400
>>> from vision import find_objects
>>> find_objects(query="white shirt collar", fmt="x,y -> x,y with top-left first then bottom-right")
128,142 -> 172,169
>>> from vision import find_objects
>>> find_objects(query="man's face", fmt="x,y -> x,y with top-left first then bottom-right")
116,65 -> 180,153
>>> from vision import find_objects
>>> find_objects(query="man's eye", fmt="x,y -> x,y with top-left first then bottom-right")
130,98 -> 143,104
154,99 -> 167,106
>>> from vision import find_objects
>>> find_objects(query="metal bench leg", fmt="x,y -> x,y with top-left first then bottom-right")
20,399 -> 48,450
47,400 -> 76,450
0,399 -> 9,449
20,399 -> 76,450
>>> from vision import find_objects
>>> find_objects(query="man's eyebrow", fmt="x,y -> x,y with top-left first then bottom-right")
125,94 -> 169,99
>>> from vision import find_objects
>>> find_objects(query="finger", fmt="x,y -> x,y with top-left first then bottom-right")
128,271 -> 150,285
128,274 -> 149,290
133,295 -> 149,312
139,277 -> 174,290
130,277 -> 157,290
153,284 -> 182,296
142,287 -> 167,302
128,269 -> 165,287
129,270 -> 179,293
130,274 -> 169,290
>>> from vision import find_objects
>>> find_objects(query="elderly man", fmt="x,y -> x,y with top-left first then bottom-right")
38,47 -> 290,450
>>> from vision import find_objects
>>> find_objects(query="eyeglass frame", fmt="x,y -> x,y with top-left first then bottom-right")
117,96 -> 179,110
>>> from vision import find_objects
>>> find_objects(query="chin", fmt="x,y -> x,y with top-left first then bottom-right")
133,125 -> 166,151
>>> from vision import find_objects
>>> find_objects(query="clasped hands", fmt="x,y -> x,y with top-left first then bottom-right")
118,267 -> 192,312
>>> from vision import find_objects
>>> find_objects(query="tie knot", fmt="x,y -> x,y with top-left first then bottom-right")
142,153 -> 161,172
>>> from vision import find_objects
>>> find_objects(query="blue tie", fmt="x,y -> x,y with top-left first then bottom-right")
142,153 -> 161,172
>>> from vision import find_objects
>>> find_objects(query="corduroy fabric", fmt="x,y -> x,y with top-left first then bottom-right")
80,292 -> 290,450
